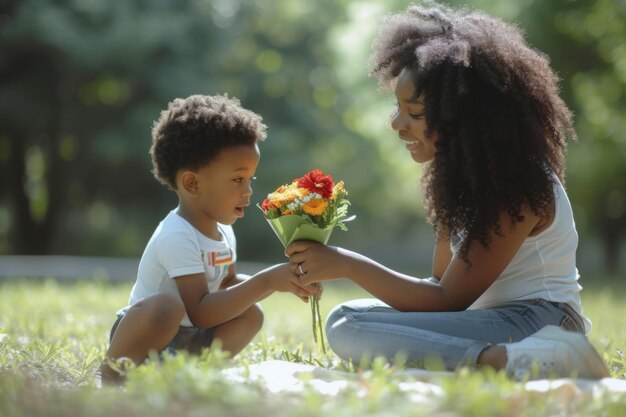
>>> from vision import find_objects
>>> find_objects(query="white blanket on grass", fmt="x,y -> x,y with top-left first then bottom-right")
225,360 -> 626,399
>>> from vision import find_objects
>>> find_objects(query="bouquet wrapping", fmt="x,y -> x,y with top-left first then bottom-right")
258,169 -> 353,353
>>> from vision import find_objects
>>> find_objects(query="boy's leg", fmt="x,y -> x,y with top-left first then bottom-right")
98,293 -> 185,381
209,303 -> 264,357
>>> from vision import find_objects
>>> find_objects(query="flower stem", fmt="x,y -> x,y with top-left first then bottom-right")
315,294 -> 327,354
311,295 -> 318,344
310,285 -> 326,355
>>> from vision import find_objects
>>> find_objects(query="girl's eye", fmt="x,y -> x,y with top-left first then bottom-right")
393,102 -> 423,120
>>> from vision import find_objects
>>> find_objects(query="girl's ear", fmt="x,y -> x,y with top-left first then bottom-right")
179,170 -> 200,196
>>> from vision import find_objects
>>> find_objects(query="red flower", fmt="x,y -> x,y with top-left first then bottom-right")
297,169 -> 334,199
261,198 -> 274,211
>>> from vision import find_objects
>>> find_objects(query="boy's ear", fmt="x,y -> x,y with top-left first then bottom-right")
180,171 -> 200,196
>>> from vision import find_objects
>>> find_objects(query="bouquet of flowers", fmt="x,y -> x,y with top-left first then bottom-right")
258,169 -> 353,353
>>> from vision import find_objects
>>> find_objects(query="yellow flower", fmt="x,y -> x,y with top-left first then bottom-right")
302,198 -> 328,216
332,181 -> 345,198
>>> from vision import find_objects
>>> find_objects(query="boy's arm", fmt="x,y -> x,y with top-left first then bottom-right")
219,264 -> 239,289
175,263 -> 316,329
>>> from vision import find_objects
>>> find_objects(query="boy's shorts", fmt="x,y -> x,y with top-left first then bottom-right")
109,314 -> 215,356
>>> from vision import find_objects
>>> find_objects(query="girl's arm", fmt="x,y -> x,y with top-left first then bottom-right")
287,206 -> 541,312
175,263 -> 317,329
432,234 -> 452,280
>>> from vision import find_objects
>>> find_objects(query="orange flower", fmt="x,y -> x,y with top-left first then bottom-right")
269,183 -> 300,207
302,198 -> 328,216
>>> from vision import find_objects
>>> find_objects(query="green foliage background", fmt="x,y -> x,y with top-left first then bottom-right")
1,0 -> 624,273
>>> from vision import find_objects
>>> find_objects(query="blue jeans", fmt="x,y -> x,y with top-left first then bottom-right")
325,298 -> 585,370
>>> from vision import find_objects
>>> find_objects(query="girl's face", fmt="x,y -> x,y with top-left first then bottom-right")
390,67 -> 439,163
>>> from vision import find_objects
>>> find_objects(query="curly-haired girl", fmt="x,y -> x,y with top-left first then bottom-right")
287,2 -> 609,379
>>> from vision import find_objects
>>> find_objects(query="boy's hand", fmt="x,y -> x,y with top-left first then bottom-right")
265,263 -> 320,302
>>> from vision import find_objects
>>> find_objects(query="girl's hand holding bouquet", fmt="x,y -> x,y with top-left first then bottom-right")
259,169 -> 354,353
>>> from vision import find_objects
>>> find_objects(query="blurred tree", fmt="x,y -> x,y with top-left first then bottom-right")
0,0 -> 391,260
1,0 -> 623,273
520,0 -> 626,272
557,0 -> 626,272
1,0 -> 224,254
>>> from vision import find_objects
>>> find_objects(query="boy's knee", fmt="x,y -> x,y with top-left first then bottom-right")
248,303 -> 264,332
145,293 -> 185,327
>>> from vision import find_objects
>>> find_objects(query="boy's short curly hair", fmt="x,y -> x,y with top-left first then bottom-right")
369,2 -> 576,261
150,94 -> 267,190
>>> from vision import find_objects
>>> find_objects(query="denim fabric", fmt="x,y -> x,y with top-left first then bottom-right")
325,298 -> 584,370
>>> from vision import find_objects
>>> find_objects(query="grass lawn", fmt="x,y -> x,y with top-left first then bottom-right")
1,276 -> 625,417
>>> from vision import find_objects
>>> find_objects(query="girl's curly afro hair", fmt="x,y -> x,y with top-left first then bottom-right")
369,1 -> 577,262
150,94 -> 267,190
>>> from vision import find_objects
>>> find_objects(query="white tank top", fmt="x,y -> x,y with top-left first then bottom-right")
454,176 -> 591,333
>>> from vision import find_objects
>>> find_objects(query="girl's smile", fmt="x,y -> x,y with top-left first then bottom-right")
399,135 -> 424,152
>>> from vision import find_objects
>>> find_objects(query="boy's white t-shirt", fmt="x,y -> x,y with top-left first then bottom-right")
117,209 -> 236,327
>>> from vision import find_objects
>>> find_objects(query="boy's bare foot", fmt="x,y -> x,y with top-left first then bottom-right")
94,359 -> 129,388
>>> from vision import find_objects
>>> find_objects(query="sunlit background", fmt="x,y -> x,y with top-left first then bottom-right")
1,0 -> 624,276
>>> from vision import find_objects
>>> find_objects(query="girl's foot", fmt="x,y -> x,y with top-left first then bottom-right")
503,325 -> 610,380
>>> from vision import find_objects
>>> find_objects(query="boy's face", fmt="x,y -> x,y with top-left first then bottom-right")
193,144 -> 260,226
